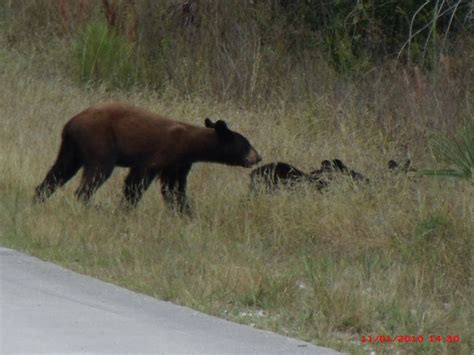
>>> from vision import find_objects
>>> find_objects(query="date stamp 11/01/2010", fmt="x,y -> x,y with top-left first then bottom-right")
360,335 -> 461,344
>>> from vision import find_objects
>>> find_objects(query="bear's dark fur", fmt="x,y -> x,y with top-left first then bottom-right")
388,159 -> 416,173
250,162 -> 327,192
250,158 -> 369,193
34,102 -> 261,213
309,159 -> 368,183
309,159 -> 346,176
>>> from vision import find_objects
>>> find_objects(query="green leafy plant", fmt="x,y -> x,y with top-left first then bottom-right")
72,20 -> 142,89
422,121 -> 474,182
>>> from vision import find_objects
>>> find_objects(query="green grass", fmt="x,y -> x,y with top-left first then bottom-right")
72,20 -> 142,89
0,49 -> 472,354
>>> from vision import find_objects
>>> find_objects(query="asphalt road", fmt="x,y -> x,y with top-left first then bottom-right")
0,247 -> 341,354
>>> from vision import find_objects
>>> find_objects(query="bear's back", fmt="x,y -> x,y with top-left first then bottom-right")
66,102 -> 198,139
64,102 -> 207,166
73,102 -> 176,126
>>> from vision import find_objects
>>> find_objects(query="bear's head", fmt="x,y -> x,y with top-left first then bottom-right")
331,159 -> 349,173
388,159 -> 415,173
205,118 -> 261,168
317,159 -> 349,174
388,160 -> 399,171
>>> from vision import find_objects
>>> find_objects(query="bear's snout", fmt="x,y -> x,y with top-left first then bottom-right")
244,149 -> 262,167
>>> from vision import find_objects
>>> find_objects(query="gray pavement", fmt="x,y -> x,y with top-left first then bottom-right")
0,247 -> 341,354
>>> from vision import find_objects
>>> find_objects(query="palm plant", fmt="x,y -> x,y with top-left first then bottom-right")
421,121 -> 474,183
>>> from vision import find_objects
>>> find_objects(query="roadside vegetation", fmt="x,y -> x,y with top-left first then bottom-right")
0,1 -> 472,353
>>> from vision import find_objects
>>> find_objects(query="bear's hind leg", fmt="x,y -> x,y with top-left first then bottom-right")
75,164 -> 114,203
34,137 -> 82,203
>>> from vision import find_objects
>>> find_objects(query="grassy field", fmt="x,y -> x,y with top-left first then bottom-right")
1,45 -> 472,354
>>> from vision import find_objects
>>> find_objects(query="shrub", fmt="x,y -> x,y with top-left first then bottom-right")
72,20 -> 142,89
422,121 -> 474,182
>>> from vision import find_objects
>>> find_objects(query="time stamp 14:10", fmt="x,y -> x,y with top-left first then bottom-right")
360,335 -> 461,344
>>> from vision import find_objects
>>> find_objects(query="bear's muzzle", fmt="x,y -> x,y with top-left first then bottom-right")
244,149 -> 262,167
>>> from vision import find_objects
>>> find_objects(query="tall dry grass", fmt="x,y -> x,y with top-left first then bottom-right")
0,46 -> 472,353
2,1 -> 472,140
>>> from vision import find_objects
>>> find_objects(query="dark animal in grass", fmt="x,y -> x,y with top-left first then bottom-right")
309,159 -> 368,183
388,159 -> 416,173
250,162 -> 328,192
34,102 -> 261,214
309,159 -> 345,176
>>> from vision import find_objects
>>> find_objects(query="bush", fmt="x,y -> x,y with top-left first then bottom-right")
422,121 -> 474,182
72,20 -> 142,89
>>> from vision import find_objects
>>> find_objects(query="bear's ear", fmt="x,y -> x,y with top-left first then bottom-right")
206,118 -> 231,137
214,120 -> 229,132
213,120 -> 232,138
332,159 -> 347,172
204,118 -> 215,128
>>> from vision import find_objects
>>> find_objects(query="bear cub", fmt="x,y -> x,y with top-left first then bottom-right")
250,159 -> 368,192
250,162 -> 327,192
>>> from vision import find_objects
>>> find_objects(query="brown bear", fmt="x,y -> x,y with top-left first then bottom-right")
34,102 -> 261,214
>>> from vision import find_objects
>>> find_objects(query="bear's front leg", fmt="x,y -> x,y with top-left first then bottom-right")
123,167 -> 158,208
160,165 -> 192,216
